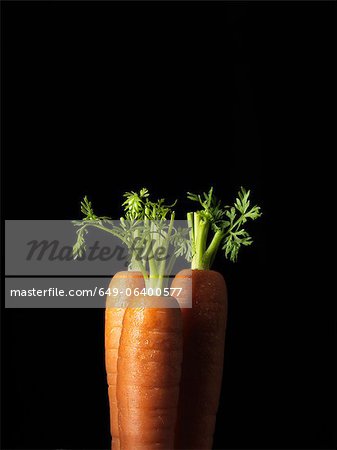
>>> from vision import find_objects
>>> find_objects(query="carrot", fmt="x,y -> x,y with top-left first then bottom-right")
117,296 -> 183,450
105,271 -> 145,450
173,187 -> 261,449
172,269 -> 227,449
72,190 -> 186,449
115,190 -> 187,449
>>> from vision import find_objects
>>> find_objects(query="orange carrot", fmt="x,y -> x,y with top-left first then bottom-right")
172,269 -> 228,450
117,296 -> 183,450
105,271 -> 145,450
73,191 -> 187,448
171,187 -> 261,449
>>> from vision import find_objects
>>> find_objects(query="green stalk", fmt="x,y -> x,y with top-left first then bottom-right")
165,253 -> 177,286
157,213 -> 175,291
129,258 -> 148,281
187,212 -> 194,243
202,229 -> 224,270
193,212 -> 200,247
148,241 -> 159,289
191,213 -> 209,270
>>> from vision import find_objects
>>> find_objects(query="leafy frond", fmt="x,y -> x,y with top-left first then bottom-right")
170,227 -> 193,261
220,187 -> 262,261
187,186 -> 262,267
72,226 -> 88,259
80,196 -> 111,222
122,188 -> 149,220
72,196 -> 112,259
187,187 -> 225,224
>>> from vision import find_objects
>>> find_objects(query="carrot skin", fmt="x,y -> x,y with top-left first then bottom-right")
105,272 -> 145,450
117,296 -> 183,450
172,269 -> 228,450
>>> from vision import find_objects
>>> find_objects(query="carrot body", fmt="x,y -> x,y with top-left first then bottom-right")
117,296 -> 183,450
105,271 -> 145,450
172,269 -> 228,450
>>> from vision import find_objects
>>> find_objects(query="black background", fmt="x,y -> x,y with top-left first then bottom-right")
1,2 -> 335,449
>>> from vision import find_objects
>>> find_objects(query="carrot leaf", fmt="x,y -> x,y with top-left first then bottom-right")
187,186 -> 262,268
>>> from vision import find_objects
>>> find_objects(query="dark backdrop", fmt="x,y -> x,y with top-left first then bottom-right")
1,2 -> 335,449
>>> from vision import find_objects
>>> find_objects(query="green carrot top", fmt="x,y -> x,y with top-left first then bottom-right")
72,189 -> 190,290
72,187 -> 261,284
187,187 -> 262,270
